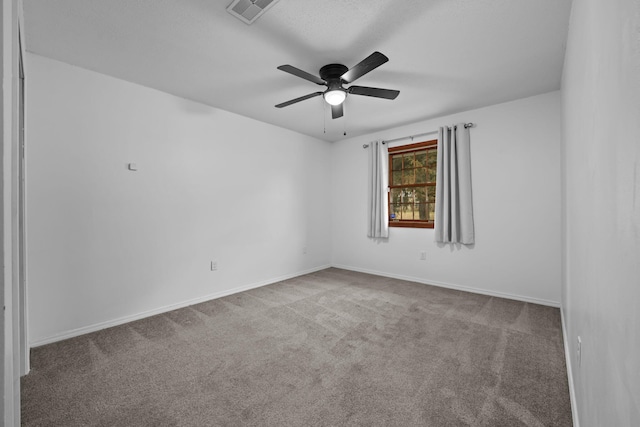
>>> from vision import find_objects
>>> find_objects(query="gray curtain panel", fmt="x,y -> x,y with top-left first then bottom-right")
435,124 -> 475,244
367,140 -> 389,238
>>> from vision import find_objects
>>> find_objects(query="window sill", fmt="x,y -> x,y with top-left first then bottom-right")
389,221 -> 434,229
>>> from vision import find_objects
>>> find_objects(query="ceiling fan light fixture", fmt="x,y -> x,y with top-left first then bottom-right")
324,89 -> 346,106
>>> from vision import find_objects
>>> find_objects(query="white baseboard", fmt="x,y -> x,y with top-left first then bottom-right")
29,264 -> 331,347
30,262 -> 561,348
330,264 -> 561,308
561,307 -> 580,427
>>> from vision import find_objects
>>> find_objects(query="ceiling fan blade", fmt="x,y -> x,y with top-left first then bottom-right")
341,52 -> 389,84
277,65 -> 325,85
331,103 -> 344,119
275,92 -> 323,108
348,86 -> 400,100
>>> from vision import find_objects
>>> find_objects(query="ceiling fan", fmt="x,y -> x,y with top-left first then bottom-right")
275,51 -> 400,119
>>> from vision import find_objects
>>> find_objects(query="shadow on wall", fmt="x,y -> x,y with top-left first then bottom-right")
437,242 -> 475,252
368,237 -> 390,245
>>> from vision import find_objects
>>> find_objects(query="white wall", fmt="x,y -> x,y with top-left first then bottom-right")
26,54 -> 332,345
562,0 -> 640,425
331,91 -> 562,305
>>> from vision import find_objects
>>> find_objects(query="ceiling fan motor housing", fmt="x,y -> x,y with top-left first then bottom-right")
319,64 -> 349,84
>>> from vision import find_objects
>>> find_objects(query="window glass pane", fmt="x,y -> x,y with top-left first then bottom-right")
428,202 -> 435,221
392,155 -> 403,171
402,188 -> 414,203
394,204 -> 403,220
403,153 -> 414,168
415,168 -> 427,183
402,169 -> 415,185
415,187 -> 426,203
390,188 -> 402,204
428,169 -> 437,183
427,150 -> 437,182
427,186 -> 436,203
392,171 -> 402,186
416,203 -> 427,220
401,204 -> 413,220
390,204 -> 401,221
415,151 -> 427,167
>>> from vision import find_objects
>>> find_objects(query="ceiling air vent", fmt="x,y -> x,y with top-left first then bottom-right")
226,0 -> 280,25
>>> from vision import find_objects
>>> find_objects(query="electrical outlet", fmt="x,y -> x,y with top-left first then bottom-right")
211,260 -> 218,271
576,336 -> 582,367
420,251 -> 427,261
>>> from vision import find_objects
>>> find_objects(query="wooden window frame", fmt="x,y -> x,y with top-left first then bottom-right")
388,139 -> 438,229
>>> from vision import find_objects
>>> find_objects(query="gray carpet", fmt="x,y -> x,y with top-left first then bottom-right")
21,268 -> 573,426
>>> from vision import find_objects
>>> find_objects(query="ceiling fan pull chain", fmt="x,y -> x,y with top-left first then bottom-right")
343,108 -> 347,136
323,98 -> 326,134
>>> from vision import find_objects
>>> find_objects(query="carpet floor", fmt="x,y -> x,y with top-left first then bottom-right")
21,268 -> 573,426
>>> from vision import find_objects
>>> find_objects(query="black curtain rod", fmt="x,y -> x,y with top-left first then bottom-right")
363,123 -> 474,149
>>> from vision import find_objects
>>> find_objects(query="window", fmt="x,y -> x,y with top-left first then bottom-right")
388,140 -> 437,228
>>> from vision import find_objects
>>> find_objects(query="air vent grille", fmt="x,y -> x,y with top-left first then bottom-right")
226,0 -> 279,25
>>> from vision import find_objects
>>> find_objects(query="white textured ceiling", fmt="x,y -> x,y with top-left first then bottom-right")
23,0 -> 572,142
